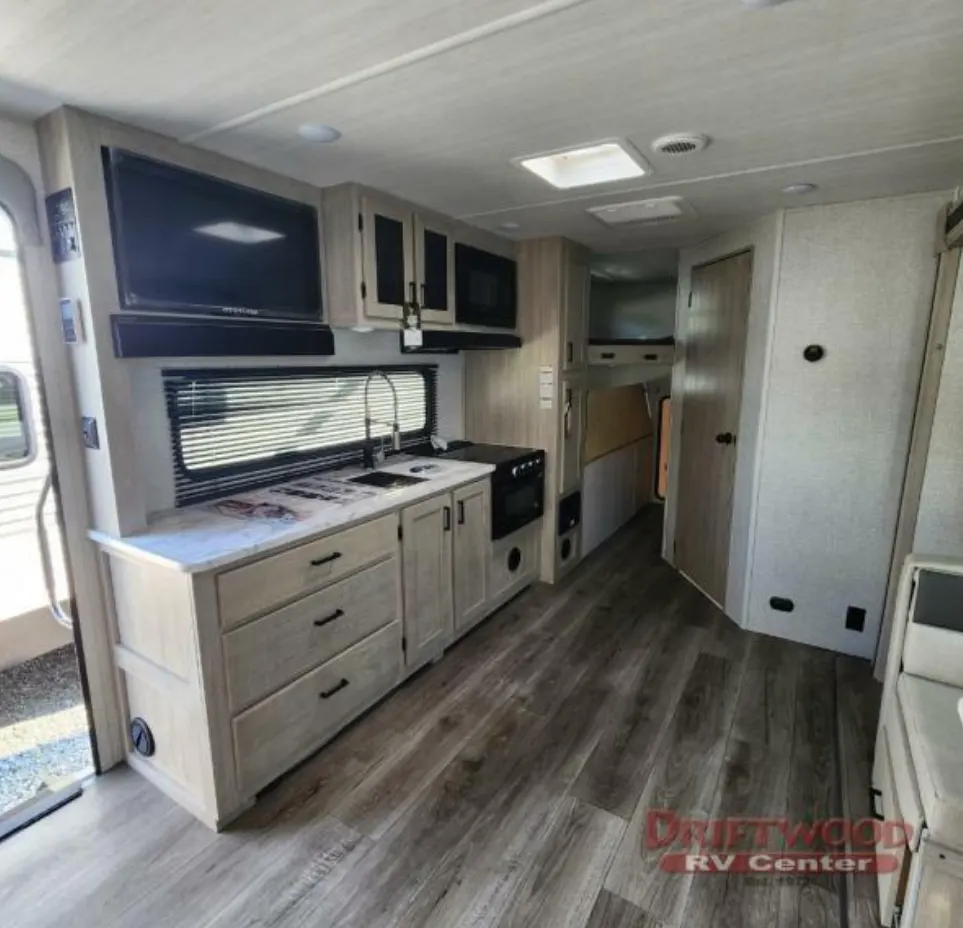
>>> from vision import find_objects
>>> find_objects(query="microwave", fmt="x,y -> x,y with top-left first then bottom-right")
454,243 -> 517,329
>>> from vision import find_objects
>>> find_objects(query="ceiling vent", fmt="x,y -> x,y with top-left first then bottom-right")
588,196 -> 693,227
651,133 -> 710,156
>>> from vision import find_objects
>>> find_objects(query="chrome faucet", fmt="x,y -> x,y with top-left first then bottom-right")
362,370 -> 401,469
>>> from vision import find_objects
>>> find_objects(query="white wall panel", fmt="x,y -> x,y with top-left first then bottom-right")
747,194 -> 943,658
915,259 -> 963,556
582,439 -> 648,557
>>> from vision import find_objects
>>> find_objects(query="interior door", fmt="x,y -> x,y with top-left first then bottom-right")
674,250 -> 752,606
361,193 -> 412,320
401,494 -> 453,669
415,213 -> 454,325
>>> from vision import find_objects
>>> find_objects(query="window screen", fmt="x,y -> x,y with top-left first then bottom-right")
164,365 -> 437,505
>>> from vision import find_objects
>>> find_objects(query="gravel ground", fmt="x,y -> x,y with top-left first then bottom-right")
0,645 -> 92,813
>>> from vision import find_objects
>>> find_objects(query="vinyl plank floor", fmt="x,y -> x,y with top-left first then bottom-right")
0,510 -> 881,928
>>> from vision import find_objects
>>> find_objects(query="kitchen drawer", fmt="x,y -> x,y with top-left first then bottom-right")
217,514 -> 398,629
588,344 -> 674,366
233,621 -> 402,796
223,557 -> 401,712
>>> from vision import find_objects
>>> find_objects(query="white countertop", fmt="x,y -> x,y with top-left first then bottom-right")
90,456 -> 494,573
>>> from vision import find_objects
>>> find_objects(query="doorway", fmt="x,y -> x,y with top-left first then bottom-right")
673,250 -> 752,607
0,204 -> 91,835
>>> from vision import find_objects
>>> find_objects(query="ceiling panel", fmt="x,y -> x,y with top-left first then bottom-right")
1,0 -> 961,249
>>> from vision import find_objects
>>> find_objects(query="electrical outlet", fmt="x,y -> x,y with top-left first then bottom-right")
846,606 -> 866,632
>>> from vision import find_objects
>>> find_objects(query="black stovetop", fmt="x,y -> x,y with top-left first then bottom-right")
408,440 -> 543,468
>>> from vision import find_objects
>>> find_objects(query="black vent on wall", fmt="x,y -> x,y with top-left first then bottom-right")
164,365 -> 437,506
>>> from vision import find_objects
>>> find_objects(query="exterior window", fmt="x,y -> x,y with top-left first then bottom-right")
656,396 -> 671,500
164,365 -> 437,506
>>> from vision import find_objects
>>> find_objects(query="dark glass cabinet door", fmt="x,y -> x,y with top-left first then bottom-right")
416,217 -> 454,324
361,195 -> 413,319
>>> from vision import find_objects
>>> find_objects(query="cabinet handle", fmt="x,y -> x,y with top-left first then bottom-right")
443,506 -> 451,531
600,351 -> 615,359
420,282 -> 427,307
566,342 -> 573,363
409,281 -> 418,307
310,551 -> 342,567
313,608 -> 345,628
564,388 -> 573,437
869,787 -> 884,822
457,500 -> 465,524
319,678 -> 349,700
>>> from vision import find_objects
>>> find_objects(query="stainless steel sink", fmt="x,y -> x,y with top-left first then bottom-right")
348,471 -> 427,489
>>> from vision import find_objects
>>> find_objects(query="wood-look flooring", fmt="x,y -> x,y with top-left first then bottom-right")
0,509 -> 882,928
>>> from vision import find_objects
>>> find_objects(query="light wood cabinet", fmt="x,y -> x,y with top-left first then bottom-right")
463,237 -> 590,584
97,475 -> 538,830
559,379 -> 586,496
562,254 -> 590,371
453,479 -> 490,632
323,183 -> 456,329
401,493 -> 454,669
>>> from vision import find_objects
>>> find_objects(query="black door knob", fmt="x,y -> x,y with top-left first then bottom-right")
715,432 -> 735,445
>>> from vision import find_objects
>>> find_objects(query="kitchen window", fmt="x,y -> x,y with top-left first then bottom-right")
164,365 -> 437,506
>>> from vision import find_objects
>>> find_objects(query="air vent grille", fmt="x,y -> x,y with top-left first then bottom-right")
651,133 -> 710,156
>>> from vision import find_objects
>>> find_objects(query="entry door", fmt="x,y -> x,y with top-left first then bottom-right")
674,250 -> 752,606
0,203 -> 92,829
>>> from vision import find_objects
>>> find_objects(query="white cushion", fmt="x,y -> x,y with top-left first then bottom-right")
898,674 -> 963,849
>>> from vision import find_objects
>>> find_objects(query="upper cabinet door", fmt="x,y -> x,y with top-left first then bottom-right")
415,214 -> 454,325
562,255 -> 589,371
361,193 -> 414,320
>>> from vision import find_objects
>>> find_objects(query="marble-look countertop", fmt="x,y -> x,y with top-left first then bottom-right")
90,456 -> 495,574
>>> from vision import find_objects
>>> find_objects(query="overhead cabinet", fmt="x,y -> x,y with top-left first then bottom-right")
323,183 -> 516,332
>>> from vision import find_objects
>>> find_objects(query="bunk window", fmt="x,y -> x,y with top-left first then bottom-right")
164,365 -> 437,506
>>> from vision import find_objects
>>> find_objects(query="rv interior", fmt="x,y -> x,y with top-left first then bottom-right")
1,1 -> 963,926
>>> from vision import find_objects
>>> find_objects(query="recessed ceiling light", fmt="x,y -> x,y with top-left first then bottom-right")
587,196 -> 693,227
741,0 -> 796,7
514,140 -> 650,189
497,221 -> 521,231
782,182 -> 818,195
297,123 -> 342,144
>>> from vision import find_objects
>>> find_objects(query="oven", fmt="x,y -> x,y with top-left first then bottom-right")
490,452 -> 545,540
454,243 -> 517,329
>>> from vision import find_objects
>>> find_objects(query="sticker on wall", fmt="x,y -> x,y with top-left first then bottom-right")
539,366 -> 555,410
45,188 -> 81,264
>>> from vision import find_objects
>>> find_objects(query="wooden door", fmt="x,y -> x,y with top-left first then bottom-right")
414,213 -> 454,325
674,250 -> 752,606
452,479 -> 490,631
401,494 -> 453,669
361,193 -> 413,320
562,253 -> 589,370
559,378 -> 585,495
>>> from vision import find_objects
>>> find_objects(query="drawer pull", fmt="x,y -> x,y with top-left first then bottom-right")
313,608 -> 345,628
319,678 -> 349,700
310,551 -> 342,567
600,351 -> 615,359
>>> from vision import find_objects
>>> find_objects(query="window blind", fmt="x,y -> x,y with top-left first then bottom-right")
164,365 -> 437,506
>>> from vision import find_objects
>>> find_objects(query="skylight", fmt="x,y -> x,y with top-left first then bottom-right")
515,140 -> 650,189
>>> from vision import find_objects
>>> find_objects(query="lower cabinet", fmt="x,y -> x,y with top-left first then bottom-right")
101,476 -> 542,830
401,493 -> 454,669
453,479 -> 490,632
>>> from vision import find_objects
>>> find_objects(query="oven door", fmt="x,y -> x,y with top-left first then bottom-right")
492,472 -> 544,540
454,244 -> 517,329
